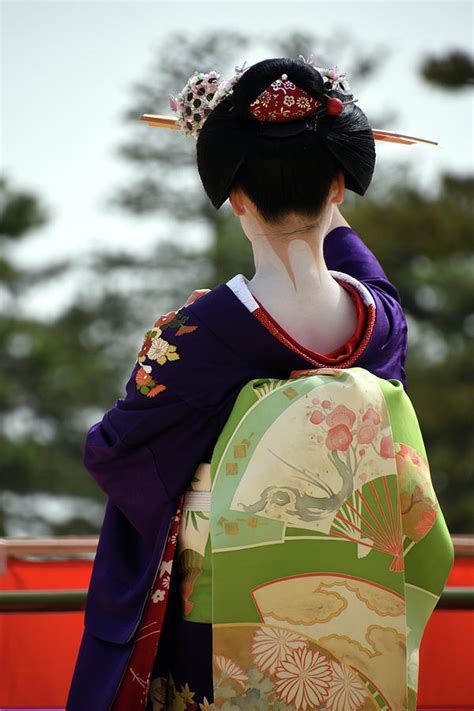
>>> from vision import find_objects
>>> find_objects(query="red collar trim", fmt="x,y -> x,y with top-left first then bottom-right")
252,279 -> 375,368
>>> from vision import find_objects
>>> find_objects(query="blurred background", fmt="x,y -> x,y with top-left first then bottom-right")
1,0 -> 473,537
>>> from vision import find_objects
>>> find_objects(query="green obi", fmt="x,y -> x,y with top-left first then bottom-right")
177,367 -> 454,710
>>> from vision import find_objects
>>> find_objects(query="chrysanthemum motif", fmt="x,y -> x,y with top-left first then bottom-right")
199,697 -> 215,711
252,626 -> 308,674
297,97 -> 311,109
274,647 -> 332,710
214,655 -> 249,688
147,336 -> 180,365
325,661 -> 367,710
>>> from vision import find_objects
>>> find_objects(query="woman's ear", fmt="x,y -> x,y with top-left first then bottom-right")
329,173 -> 345,205
229,187 -> 246,216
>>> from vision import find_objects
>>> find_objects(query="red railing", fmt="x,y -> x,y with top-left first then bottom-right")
1,534 -> 473,709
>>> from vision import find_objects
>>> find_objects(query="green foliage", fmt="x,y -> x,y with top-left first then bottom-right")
420,49 -> 474,89
1,34 -> 472,537
0,176 -> 49,240
0,178 -> 113,535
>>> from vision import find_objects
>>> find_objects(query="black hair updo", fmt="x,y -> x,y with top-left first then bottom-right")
196,57 -> 376,222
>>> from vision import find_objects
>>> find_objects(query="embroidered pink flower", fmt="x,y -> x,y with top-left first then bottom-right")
379,435 -> 395,458
362,407 -> 381,425
321,399 -> 331,409
356,422 -> 377,445
252,626 -> 307,674
214,655 -> 248,688
310,410 -> 324,425
326,424 -> 353,452
274,647 -> 332,710
325,661 -> 367,710
326,404 -> 356,429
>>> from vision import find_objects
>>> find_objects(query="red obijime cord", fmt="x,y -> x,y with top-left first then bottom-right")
111,496 -> 184,710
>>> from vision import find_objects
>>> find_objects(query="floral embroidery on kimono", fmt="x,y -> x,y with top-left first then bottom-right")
135,310 -> 199,398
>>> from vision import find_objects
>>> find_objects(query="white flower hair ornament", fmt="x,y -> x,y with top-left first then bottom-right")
140,59 -> 437,146
169,64 -> 247,139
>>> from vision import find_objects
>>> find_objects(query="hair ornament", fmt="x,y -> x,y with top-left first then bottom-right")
298,54 -> 356,115
169,64 -> 247,139
249,75 -> 321,122
141,56 -> 438,147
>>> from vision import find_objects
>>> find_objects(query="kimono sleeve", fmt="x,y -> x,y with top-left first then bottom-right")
83,311 -> 221,544
324,226 -> 408,387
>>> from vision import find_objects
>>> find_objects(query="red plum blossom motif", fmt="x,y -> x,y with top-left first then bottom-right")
356,422 -> 377,445
379,435 -> 395,459
326,404 -> 356,428
310,410 -> 324,425
362,407 -> 381,425
326,424 -> 353,452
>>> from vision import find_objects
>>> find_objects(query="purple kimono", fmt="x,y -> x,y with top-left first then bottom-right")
66,227 -> 407,710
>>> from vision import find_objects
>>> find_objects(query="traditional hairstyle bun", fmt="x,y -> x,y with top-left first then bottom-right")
197,57 -> 376,216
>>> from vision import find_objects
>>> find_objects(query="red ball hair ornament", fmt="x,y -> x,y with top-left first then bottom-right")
326,97 -> 344,115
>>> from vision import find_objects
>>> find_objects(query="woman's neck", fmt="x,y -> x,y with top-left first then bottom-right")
245,209 -> 357,354
248,230 -> 339,307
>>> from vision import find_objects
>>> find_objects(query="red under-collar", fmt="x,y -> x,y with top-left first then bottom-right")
252,279 -> 369,366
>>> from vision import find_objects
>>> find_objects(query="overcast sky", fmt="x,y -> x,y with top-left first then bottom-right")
1,0 -> 473,315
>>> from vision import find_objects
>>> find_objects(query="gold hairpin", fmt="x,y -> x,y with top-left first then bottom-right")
139,114 -> 438,146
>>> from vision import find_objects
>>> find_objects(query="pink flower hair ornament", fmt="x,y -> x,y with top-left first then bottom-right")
168,64 -> 247,139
